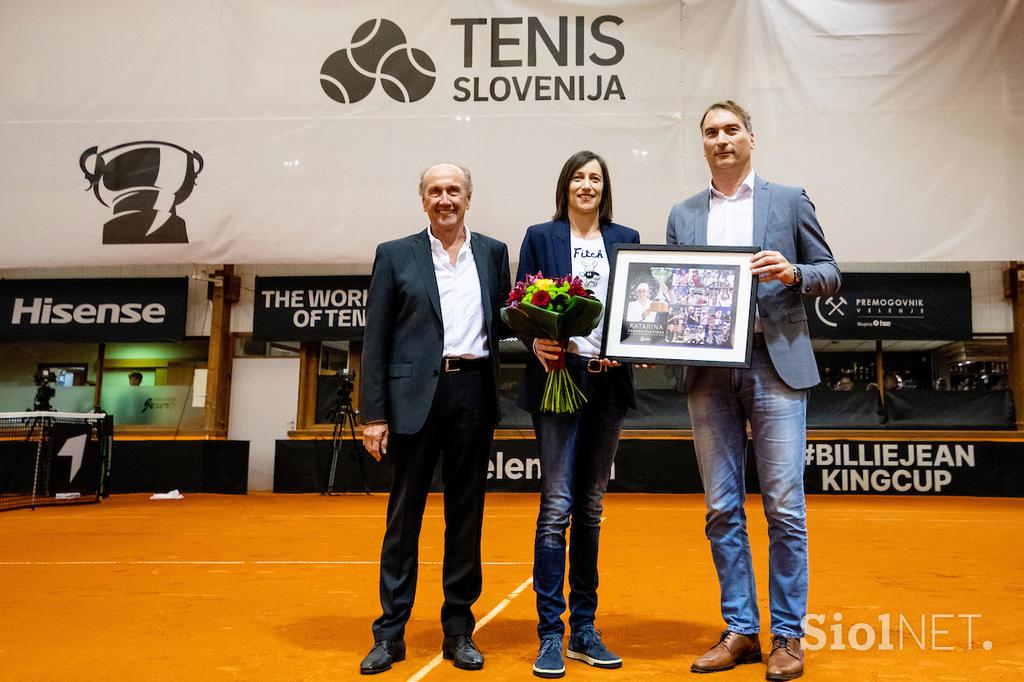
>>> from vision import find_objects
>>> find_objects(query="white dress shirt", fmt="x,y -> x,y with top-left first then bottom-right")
707,169 -> 755,247
427,226 -> 489,358
707,170 -> 761,332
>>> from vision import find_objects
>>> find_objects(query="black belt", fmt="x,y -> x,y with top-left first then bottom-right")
442,356 -> 490,373
565,354 -> 609,374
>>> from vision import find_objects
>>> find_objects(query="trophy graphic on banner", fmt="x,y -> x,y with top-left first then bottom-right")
80,141 -> 204,244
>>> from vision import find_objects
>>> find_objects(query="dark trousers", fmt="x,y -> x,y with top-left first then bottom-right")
371,369 -> 495,641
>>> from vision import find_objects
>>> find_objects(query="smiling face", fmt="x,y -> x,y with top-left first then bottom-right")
701,107 -> 755,181
567,159 -> 604,216
420,164 -> 471,233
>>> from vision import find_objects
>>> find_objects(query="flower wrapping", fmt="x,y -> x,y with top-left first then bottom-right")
500,273 -> 604,413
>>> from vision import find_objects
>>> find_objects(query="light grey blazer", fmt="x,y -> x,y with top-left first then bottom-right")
666,176 -> 841,390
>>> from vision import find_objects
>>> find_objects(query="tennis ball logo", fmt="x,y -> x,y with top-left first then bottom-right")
320,19 -> 436,104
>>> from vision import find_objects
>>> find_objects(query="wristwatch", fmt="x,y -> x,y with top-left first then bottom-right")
789,265 -> 803,290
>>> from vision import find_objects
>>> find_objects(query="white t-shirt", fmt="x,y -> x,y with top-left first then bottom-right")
626,298 -> 657,322
568,233 -> 609,357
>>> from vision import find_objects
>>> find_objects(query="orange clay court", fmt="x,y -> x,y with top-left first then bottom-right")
1,493 -> 1023,681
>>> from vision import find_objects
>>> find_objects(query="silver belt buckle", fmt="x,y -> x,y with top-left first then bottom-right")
443,357 -> 459,373
586,358 -> 605,374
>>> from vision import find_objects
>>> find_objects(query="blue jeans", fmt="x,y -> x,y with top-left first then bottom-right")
687,345 -> 808,638
532,370 -> 628,639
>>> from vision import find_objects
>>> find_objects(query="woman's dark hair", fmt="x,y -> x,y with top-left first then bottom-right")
552,150 -> 613,224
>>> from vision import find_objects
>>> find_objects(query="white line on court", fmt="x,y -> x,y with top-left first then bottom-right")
823,517 -> 1021,525
0,560 -> 533,567
405,575 -> 534,682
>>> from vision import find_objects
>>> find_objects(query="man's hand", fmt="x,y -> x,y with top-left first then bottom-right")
362,422 -> 389,461
751,250 -> 796,285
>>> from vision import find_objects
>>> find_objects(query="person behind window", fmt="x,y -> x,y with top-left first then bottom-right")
883,372 -> 902,392
834,374 -> 854,391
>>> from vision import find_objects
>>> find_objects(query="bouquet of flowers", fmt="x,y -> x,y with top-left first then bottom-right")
501,272 -> 604,413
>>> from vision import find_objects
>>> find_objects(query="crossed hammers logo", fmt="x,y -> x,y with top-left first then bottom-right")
815,295 -> 848,328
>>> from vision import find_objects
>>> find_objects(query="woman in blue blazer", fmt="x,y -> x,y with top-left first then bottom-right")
516,151 -> 639,679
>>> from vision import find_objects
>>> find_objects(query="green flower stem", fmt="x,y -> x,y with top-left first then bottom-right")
541,368 -> 588,414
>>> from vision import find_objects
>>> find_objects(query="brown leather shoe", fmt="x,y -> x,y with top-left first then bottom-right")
690,631 -> 762,673
765,635 -> 803,681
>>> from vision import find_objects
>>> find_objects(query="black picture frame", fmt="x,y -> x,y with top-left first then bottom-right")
600,244 -> 758,367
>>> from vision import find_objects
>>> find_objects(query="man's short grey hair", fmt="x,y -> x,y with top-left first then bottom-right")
418,163 -> 473,196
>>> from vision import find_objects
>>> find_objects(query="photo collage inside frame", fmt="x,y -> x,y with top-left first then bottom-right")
620,262 -> 740,349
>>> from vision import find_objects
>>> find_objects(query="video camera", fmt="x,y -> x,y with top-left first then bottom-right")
335,368 -> 355,405
32,369 -> 57,411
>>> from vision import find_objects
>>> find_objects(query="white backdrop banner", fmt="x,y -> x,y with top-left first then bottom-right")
0,1 -> 1021,267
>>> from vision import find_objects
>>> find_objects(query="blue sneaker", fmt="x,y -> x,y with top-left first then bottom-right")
567,627 -> 622,669
533,635 -> 566,678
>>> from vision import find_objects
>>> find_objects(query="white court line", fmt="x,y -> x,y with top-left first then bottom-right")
822,517 -> 1021,525
405,575 -> 534,682
0,560 -> 532,567
809,507 -> 1024,515
632,506 -> 709,511
260,514 -> 540,519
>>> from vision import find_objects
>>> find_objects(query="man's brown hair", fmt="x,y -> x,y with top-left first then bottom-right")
699,100 -> 753,133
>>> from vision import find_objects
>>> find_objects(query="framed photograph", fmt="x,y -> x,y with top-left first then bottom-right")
601,245 -> 758,367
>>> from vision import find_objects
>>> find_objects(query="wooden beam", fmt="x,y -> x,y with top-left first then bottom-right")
93,342 -> 105,412
295,341 -> 320,431
349,341 -> 362,416
1008,263 -> 1024,430
203,265 -> 239,436
875,339 -> 886,406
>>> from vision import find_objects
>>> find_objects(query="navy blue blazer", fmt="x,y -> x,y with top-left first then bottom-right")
515,219 -> 640,413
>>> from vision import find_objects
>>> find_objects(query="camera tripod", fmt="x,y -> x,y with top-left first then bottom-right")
323,379 -> 368,495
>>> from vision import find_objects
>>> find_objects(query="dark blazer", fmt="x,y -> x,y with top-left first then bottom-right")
360,229 -> 511,434
515,219 -> 640,413
666,176 -> 841,389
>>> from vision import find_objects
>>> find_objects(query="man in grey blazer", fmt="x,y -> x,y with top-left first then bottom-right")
358,163 -> 511,675
665,101 -> 840,681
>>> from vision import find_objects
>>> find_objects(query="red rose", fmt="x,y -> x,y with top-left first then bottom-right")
531,290 -> 552,308
507,283 -> 525,304
568,282 -> 588,297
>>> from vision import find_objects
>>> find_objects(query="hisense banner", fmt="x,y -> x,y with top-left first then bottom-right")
0,278 -> 188,342
0,1 -> 1021,267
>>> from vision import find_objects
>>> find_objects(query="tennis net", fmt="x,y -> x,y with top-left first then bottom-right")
0,411 -> 113,512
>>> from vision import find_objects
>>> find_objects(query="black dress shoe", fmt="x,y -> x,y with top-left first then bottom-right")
360,639 -> 406,675
442,635 -> 484,670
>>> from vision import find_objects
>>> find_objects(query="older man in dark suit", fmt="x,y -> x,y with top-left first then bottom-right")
358,163 -> 510,675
